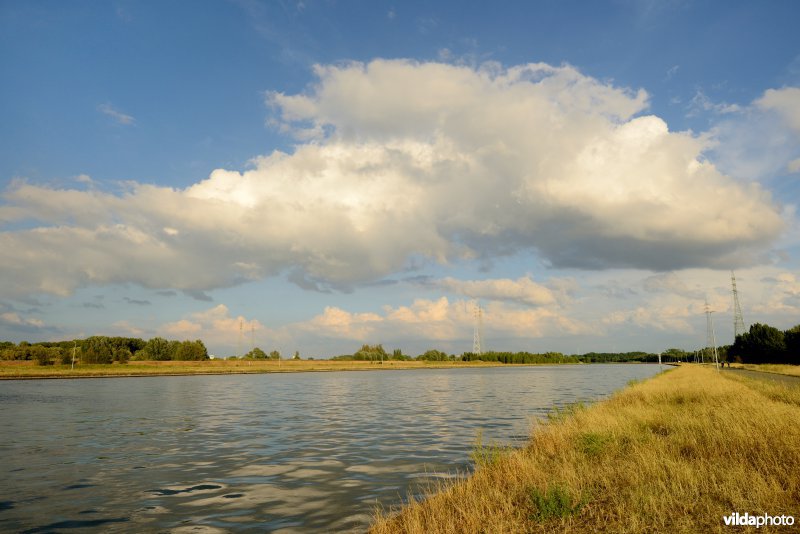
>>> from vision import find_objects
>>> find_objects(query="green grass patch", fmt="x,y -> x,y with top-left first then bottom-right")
546,401 -> 586,423
470,432 -> 508,468
527,484 -> 585,521
577,431 -> 612,456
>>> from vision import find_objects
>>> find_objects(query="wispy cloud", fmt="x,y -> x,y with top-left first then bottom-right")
97,103 -> 136,125
416,16 -> 437,34
665,64 -> 679,80
687,89 -> 742,117
123,297 -> 151,306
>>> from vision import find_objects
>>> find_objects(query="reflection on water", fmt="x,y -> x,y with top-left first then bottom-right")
0,364 -> 661,532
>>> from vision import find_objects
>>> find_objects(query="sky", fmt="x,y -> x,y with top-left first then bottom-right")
1,0 -> 799,358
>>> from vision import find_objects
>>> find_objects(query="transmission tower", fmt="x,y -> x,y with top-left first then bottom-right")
238,318 -> 243,357
731,270 -> 746,339
705,300 -> 719,370
472,301 -> 483,355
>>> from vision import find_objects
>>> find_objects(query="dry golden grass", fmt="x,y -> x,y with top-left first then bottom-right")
371,365 -> 800,533
731,363 -> 800,378
0,358 -> 502,379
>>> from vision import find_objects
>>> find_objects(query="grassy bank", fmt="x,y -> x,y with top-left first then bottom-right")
0,359 -> 506,379
371,365 -> 800,533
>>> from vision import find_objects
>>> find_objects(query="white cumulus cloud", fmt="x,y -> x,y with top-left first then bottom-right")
756,87 -> 800,132
435,276 -> 561,306
0,60 -> 786,298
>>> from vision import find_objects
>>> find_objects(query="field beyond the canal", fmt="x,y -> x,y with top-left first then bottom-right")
371,364 -> 800,533
0,358 -> 505,379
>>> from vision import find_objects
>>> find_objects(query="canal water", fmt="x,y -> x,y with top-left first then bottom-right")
0,364 -> 661,532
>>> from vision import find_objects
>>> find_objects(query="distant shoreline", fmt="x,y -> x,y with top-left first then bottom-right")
0,360 -> 660,380
0,359 -> 543,380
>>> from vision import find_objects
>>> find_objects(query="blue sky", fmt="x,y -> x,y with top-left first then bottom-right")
1,0 -> 799,357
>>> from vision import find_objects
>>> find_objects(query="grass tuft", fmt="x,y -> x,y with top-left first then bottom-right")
577,431 -> 612,456
527,484 -> 585,521
470,432 -> 508,469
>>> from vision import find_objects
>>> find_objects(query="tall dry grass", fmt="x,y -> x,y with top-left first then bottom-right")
732,363 -> 800,378
371,365 -> 800,533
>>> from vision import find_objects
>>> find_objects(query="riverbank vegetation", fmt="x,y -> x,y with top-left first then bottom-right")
0,336 -> 208,365
370,365 -> 800,533
0,339 -> 668,368
331,344 -> 661,364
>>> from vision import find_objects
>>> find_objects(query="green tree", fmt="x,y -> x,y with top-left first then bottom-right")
730,323 -> 787,364
82,336 -> 113,364
269,350 -> 281,360
784,325 -> 800,364
293,350 -> 301,360
173,340 -> 209,361
418,349 -> 448,361
113,346 -> 132,363
142,337 -> 173,361
30,345 -> 53,366
60,346 -> 76,365
244,347 -> 268,359
353,344 -> 387,362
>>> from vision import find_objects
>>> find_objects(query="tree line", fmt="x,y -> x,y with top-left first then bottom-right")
6,323 -> 794,367
0,336 -> 208,365
329,344 -> 663,364
728,322 -> 799,364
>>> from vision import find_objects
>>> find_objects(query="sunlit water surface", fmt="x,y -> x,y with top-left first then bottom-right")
0,364 -> 662,532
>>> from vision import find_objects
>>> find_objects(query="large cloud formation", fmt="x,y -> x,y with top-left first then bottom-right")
0,60 -> 786,298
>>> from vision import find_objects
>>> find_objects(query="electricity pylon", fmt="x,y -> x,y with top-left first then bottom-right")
705,300 -> 719,370
472,301 -> 483,355
731,271 -> 746,340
